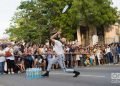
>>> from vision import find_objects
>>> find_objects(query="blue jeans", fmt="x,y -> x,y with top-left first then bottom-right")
47,54 -> 74,73
107,52 -> 113,63
0,62 -> 5,74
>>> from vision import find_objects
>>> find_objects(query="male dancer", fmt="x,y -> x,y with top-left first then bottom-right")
42,31 -> 80,77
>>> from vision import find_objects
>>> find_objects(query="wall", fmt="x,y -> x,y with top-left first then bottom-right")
104,25 -> 120,44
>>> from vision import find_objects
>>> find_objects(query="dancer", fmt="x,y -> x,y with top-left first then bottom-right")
42,31 -> 80,77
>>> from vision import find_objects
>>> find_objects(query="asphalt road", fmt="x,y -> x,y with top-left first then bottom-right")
0,65 -> 120,86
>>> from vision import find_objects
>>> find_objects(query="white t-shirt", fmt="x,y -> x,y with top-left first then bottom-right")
105,47 -> 111,54
0,50 -> 5,62
53,40 -> 64,55
4,47 -> 15,60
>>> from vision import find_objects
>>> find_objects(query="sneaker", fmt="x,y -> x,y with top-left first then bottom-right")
18,71 -> 21,74
73,71 -> 80,77
8,72 -> 11,74
42,71 -> 49,77
11,72 -> 14,74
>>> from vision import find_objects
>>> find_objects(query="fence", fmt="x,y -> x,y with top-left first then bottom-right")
13,52 -> 119,70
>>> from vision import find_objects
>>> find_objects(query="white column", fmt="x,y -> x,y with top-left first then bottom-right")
77,27 -> 81,45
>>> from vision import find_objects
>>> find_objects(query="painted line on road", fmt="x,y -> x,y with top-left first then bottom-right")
81,68 -> 120,70
50,73 -> 105,78
80,75 -> 105,78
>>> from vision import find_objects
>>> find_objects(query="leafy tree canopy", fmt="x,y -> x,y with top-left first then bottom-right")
6,0 -> 118,43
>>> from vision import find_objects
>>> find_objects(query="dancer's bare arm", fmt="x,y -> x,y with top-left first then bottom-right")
50,31 -> 61,43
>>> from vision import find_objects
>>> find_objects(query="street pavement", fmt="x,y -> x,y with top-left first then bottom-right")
0,64 -> 120,86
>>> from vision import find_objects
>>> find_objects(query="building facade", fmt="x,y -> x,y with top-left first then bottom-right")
77,23 -> 120,46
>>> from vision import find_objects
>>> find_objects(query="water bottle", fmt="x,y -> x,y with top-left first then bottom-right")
26,68 -> 31,80
34,68 -> 37,79
31,68 -> 33,79
28,69 -> 30,80
34,68 -> 38,79
26,68 -> 43,80
26,69 -> 28,79
28,68 -> 31,80
32,68 -> 35,79
31,68 -> 34,79
37,68 -> 39,79
30,68 -> 33,80
39,68 -> 42,78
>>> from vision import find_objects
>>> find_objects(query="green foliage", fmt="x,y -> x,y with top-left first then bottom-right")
79,0 -> 118,26
6,0 -> 118,43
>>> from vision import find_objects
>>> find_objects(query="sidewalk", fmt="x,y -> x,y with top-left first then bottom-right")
78,63 -> 120,68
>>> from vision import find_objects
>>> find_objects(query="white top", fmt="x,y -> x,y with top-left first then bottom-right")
53,40 -> 64,55
66,47 -> 70,52
4,47 -> 15,60
92,35 -> 98,45
90,55 -> 95,59
96,50 -> 101,60
105,47 -> 111,54
0,50 -> 5,62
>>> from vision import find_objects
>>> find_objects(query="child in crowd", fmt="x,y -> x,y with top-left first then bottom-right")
89,52 -> 95,65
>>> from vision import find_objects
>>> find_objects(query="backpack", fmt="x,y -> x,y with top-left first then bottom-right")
5,49 -> 12,57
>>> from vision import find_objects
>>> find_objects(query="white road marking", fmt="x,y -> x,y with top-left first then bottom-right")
80,75 -> 105,78
81,67 -> 120,70
50,72 -> 105,78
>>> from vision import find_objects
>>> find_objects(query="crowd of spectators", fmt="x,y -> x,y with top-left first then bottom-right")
0,42 -> 120,74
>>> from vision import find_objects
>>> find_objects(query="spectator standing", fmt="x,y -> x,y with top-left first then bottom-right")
4,43 -> 15,74
105,45 -> 112,64
0,45 -> 5,74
